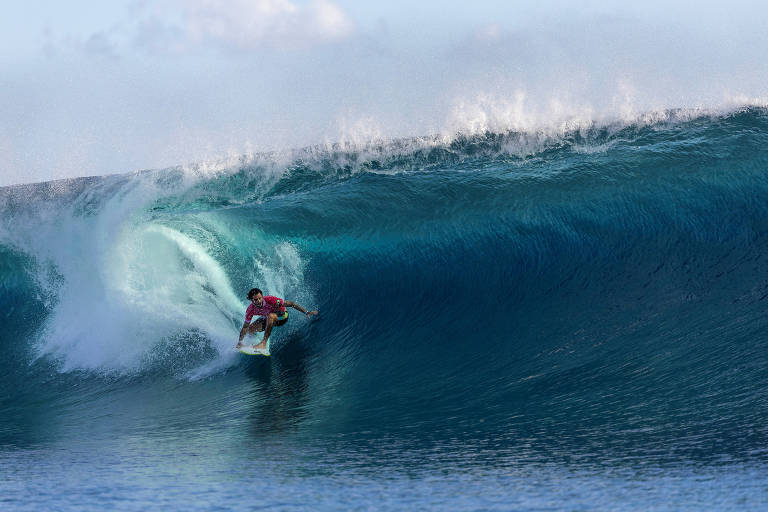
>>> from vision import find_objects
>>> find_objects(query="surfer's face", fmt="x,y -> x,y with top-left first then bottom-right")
251,293 -> 263,306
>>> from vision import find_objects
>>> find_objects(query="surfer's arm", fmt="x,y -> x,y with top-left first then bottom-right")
284,301 -> 318,317
238,322 -> 250,342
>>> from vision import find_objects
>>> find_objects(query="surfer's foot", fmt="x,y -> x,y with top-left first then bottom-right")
235,343 -> 243,349
253,341 -> 267,350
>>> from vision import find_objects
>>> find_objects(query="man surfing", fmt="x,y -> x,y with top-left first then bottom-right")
236,288 -> 318,354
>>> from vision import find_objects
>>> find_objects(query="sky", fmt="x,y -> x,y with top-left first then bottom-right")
1,0 -> 767,186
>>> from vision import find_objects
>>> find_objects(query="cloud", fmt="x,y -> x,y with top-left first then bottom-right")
40,22 -> 129,61
83,31 -> 122,59
39,0 -> 355,59
143,0 -> 355,52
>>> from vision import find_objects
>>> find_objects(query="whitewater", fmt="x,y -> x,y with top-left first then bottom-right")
2,107 -> 768,510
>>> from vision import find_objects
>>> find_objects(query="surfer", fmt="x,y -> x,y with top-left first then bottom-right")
236,288 -> 318,351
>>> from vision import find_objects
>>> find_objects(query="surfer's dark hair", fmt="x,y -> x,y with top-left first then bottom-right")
247,288 -> 262,300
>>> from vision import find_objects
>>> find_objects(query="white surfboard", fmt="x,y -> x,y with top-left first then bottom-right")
237,344 -> 270,356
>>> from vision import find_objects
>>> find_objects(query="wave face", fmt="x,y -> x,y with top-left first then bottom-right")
2,108 -> 768,509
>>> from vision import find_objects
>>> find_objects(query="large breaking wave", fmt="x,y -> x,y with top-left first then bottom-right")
2,107 -> 768,462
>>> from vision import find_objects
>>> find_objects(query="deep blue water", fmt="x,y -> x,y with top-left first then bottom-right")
2,109 -> 768,510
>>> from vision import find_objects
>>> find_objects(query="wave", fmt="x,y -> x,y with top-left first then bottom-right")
2,107 -> 768,456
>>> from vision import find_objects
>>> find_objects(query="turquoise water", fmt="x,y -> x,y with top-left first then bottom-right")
2,109 -> 768,510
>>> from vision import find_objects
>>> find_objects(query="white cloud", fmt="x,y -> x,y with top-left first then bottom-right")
83,31 -> 122,59
41,0 -> 356,58
158,0 -> 355,51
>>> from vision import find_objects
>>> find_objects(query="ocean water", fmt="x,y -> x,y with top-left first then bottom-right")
2,108 -> 768,510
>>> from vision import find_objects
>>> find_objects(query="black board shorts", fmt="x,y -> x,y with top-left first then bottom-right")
254,311 -> 289,330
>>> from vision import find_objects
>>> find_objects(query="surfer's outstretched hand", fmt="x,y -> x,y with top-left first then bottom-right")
306,310 -> 319,318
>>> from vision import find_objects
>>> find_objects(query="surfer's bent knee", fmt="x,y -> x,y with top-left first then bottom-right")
249,318 -> 266,332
